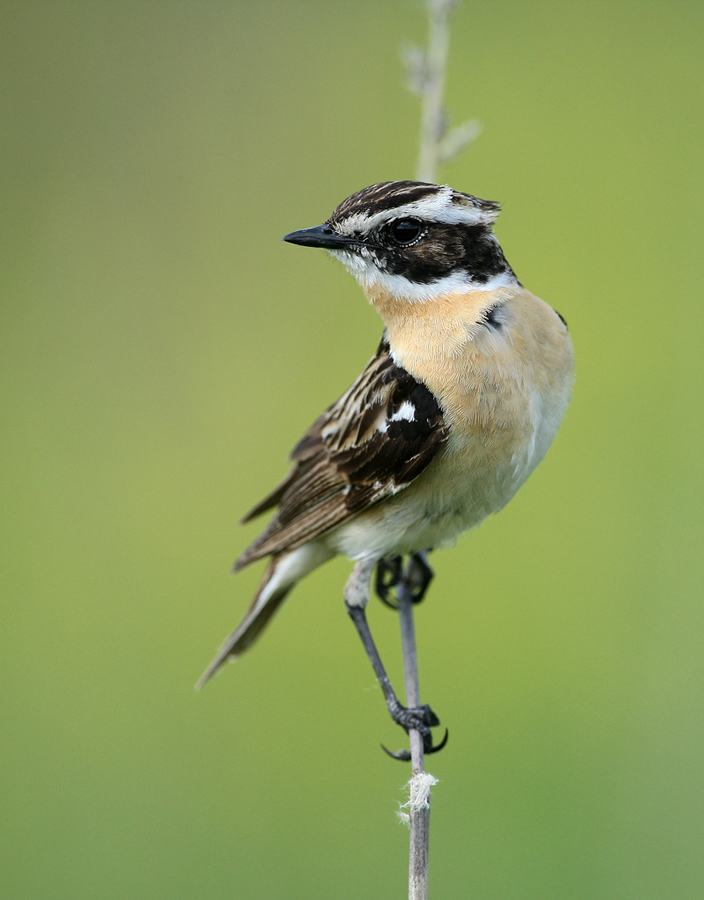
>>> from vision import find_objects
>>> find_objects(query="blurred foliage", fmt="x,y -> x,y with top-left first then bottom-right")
2,1 -> 703,898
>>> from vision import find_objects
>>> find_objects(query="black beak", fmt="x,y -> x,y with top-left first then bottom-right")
282,224 -> 353,250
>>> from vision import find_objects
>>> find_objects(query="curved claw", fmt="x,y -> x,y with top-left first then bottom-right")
381,743 -> 412,761
380,728 -> 449,762
425,728 -> 449,755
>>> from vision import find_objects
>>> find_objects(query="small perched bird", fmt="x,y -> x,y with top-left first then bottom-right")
198,181 -> 573,751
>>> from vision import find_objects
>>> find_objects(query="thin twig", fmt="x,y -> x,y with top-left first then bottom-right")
397,567 -> 433,900
393,3 -> 480,896
404,0 -> 480,184
397,574 -> 424,772
416,0 -> 453,182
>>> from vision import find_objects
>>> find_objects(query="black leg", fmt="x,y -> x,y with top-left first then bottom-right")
345,557 -> 447,760
345,601 -> 445,756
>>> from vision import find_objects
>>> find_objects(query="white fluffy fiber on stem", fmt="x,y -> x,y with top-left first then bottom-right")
406,772 -> 439,812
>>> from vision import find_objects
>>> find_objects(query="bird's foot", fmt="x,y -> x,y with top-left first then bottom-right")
406,552 -> 434,604
375,552 -> 434,608
375,557 -> 403,608
381,701 -> 449,761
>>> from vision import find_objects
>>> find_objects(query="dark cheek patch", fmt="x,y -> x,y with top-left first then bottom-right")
375,223 -> 513,285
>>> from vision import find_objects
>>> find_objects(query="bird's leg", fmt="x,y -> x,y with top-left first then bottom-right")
375,556 -> 403,608
406,550 -> 434,604
345,559 -> 444,756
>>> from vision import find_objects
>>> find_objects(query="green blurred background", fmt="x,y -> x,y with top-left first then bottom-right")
3,1 -> 703,897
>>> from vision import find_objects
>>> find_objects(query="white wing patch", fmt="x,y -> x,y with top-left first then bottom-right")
235,335 -> 449,568
378,399 -> 416,433
390,399 -> 416,422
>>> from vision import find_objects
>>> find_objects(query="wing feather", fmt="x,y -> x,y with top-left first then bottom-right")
234,334 -> 448,570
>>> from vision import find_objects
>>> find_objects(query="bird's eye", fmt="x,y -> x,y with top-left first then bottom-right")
389,218 -> 423,245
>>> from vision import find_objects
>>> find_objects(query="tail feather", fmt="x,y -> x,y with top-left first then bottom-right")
195,560 -> 290,689
196,542 -> 333,689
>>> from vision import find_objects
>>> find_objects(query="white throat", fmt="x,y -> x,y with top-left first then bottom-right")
329,248 -> 518,302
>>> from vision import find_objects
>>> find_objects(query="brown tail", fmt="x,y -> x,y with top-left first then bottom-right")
195,559 -> 292,689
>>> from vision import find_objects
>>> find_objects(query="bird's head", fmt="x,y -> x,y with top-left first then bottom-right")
283,181 -> 518,302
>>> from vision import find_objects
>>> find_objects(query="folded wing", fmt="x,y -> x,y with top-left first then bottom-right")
235,334 -> 449,570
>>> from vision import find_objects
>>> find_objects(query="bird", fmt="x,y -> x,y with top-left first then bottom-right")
197,180 -> 574,753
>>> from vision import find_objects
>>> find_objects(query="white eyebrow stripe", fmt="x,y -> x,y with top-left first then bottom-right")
335,187 -> 498,234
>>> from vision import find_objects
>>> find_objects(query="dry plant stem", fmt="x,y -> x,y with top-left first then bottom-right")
397,570 -> 431,900
416,0 -> 455,182
397,577 -> 425,773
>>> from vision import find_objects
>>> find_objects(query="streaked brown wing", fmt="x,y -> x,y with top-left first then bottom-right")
234,334 -> 448,570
